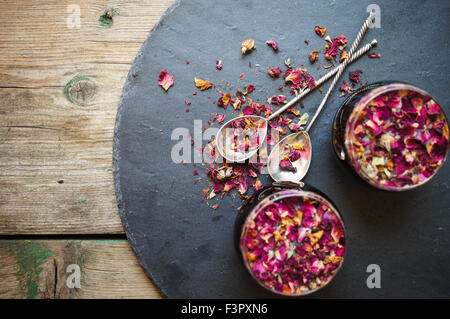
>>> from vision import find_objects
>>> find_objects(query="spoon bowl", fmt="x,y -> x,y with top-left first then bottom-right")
216,115 -> 267,162
267,131 -> 312,182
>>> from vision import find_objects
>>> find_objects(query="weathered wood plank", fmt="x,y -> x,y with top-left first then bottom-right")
0,0 -> 174,234
0,240 -> 162,298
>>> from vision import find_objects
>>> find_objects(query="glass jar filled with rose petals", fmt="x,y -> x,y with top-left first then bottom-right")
235,182 -> 346,296
333,82 -> 449,191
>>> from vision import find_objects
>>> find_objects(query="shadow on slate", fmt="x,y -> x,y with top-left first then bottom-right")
113,0 -> 450,298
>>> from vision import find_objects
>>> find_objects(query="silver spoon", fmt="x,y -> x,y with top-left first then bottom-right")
268,13 -> 376,182
216,39 -> 377,163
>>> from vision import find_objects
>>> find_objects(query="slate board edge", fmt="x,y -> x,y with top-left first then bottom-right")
112,0 -> 183,299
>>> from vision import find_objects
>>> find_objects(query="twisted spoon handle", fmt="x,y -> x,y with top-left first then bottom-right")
267,39 -> 376,121
305,12 -> 375,132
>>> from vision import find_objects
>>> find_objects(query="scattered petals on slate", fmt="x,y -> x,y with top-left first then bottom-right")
194,77 -> 213,90
339,80 -> 355,97
158,69 -> 174,91
314,25 -> 327,37
241,38 -> 256,54
324,35 -> 347,61
368,53 -> 381,59
182,29 -> 381,211
349,70 -> 363,83
205,160 -> 263,198
266,39 -> 279,52
285,68 -> 316,92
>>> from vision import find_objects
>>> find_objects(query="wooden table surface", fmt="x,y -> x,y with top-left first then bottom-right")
0,0 -> 175,298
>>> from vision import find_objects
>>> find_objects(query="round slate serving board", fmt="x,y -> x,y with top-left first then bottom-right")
113,0 -> 450,298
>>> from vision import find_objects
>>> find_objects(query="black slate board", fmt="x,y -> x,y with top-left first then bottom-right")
113,0 -> 450,298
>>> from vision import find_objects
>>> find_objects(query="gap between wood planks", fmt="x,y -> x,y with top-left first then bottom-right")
0,239 -> 163,299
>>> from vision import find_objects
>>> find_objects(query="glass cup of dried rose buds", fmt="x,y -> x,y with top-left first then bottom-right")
236,183 -> 346,296
333,82 -> 449,191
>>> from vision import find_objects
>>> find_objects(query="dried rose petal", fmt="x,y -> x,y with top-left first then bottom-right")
216,60 -> 223,70
339,50 -> 348,63
241,38 -> 256,54
349,70 -> 363,83
158,69 -> 174,91
289,148 -> 302,162
268,95 -> 287,105
285,67 -> 316,91
279,158 -> 297,172
216,114 -> 226,124
266,39 -> 279,52
314,26 -> 327,37
243,105 -> 254,115
194,77 -> 213,90
243,84 -> 255,95
217,92 -> 231,109
268,66 -> 282,78
253,178 -> 262,191
368,53 -> 381,59
309,50 -> 320,63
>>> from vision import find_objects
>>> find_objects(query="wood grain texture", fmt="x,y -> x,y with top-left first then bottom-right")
0,0 -> 174,234
0,240 -> 162,298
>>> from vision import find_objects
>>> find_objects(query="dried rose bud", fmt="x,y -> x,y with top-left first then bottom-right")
339,50 -> 348,63
241,38 -> 256,54
308,50 -> 320,63
216,60 -> 222,70
266,39 -> 279,52
216,166 -> 233,181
